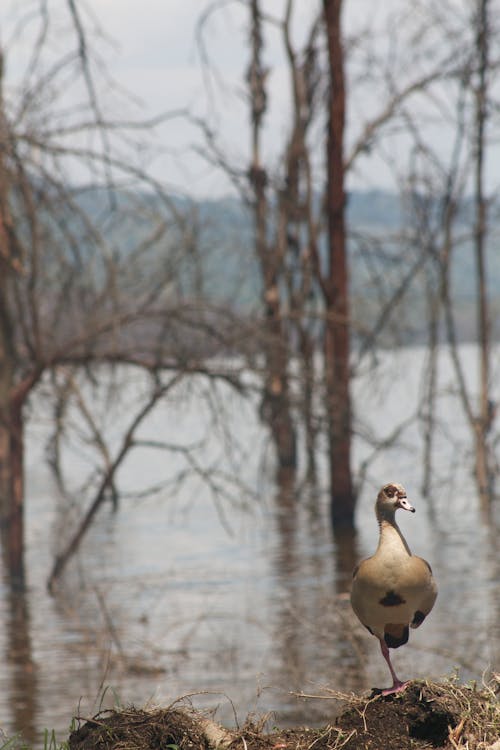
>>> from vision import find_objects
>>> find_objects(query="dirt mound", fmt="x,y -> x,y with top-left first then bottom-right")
68,679 -> 499,750
69,707 -> 210,750
331,680 -> 499,749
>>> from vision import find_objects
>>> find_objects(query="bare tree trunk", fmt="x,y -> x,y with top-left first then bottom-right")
323,0 -> 354,527
0,52 -> 25,587
0,334 -> 27,588
248,0 -> 296,470
473,0 -> 491,507
5,397 -> 25,586
0,302 -> 14,529
420,280 -> 440,499
280,4 -> 321,482
298,331 -> 317,481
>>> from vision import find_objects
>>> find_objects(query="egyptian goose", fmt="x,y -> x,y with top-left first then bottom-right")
350,482 -> 437,695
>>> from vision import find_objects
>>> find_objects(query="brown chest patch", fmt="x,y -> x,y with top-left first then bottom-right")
379,590 -> 406,606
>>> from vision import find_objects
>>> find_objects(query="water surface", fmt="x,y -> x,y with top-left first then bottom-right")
1,345 -> 498,744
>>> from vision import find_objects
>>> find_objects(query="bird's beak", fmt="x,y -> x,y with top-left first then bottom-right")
398,497 -> 415,513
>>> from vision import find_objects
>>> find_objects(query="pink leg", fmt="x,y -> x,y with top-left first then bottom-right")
378,639 -> 409,695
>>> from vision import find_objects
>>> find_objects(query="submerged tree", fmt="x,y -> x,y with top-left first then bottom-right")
0,3 -> 251,589
247,0 -> 297,471
194,0 -> 485,526
397,0 -> 499,506
322,0 -> 354,526
471,0 -> 493,505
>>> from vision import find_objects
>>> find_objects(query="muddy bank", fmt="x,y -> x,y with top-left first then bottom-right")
69,678 -> 499,750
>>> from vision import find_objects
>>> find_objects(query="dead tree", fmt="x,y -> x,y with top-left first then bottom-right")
472,0 -> 492,506
194,0 -> 470,518
0,52 -> 33,587
195,1 -> 325,477
0,4 -> 251,589
400,0 -> 498,505
321,0 -> 354,527
247,0 -> 297,470
279,6 -> 323,481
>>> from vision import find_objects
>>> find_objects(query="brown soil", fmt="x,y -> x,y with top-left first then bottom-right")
68,679 -> 499,750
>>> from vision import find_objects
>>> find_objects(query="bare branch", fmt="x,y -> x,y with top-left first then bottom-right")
47,371 -> 183,592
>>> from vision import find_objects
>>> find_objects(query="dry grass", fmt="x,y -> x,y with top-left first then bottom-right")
68,676 -> 500,750
68,707 -> 207,750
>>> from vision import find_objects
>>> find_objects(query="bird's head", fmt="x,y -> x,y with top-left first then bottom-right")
376,482 -> 415,519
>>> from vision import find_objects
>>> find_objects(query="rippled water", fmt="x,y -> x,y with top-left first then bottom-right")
1,345 -> 499,745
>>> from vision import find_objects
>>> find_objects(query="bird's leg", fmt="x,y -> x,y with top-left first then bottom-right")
378,639 -> 409,695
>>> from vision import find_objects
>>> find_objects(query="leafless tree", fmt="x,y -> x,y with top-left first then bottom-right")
247,0 -> 297,471
193,0 -> 488,527
394,0 -> 499,505
322,0 -> 354,526
0,2 -> 254,589
472,0 -> 493,505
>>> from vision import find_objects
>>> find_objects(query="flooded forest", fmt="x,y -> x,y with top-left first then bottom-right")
0,0 -> 499,747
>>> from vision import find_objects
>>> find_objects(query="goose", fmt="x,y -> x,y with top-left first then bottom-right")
350,482 -> 437,695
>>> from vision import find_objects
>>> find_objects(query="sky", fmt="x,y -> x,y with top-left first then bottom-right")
1,0 -> 495,199
78,0 -> 339,196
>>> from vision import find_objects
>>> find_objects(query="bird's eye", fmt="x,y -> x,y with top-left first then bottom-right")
385,486 -> 396,497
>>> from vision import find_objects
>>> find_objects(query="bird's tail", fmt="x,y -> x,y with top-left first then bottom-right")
384,623 -> 409,648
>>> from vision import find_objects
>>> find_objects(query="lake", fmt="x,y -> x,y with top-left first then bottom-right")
1,344 -> 499,745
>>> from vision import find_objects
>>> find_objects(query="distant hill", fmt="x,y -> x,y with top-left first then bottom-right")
68,187 -> 500,343
192,190 -> 500,336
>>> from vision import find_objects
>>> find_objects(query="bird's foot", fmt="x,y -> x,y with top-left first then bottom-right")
371,680 -> 410,697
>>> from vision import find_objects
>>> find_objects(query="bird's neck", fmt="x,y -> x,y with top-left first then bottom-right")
376,515 -> 412,557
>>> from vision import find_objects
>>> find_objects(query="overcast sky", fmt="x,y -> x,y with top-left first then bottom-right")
78,0 -> 347,196
2,0 -> 493,198
0,1 -> 386,196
